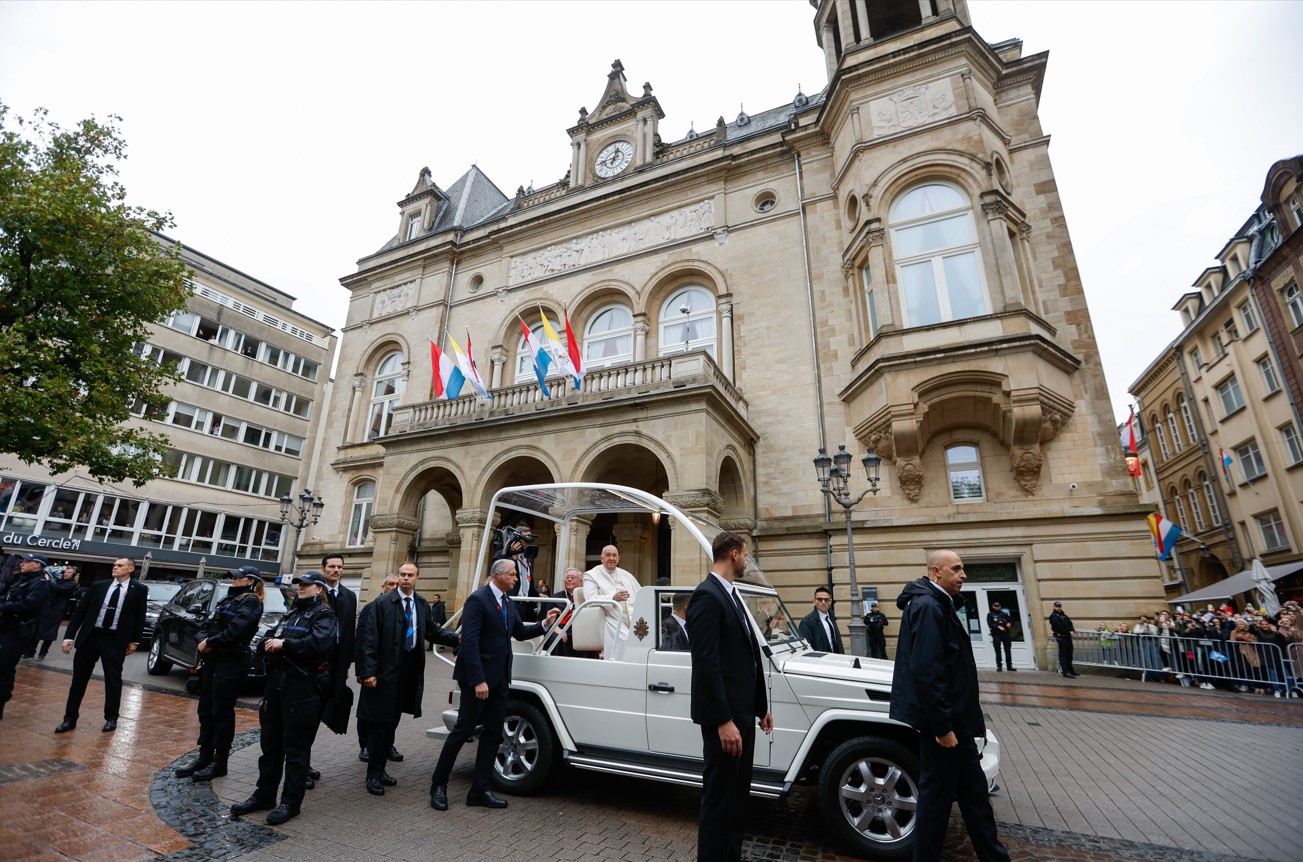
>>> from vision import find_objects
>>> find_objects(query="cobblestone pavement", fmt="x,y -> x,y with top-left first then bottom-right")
1,658 -> 1298,861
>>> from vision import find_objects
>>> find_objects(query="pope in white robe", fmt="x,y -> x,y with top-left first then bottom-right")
582,544 -> 642,660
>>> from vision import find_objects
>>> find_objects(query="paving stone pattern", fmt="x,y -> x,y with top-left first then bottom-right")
1,658 -> 1298,861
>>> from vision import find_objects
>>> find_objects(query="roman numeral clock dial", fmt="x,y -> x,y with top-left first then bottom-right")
594,140 -> 633,178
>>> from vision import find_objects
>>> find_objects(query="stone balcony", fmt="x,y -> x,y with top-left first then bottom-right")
388,350 -> 748,436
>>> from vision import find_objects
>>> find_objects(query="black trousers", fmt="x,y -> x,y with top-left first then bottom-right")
196,655 -> 247,752
1055,635 -> 1075,674
868,632 -> 888,660
0,627 -> 26,714
365,715 -> 400,780
991,635 -> 1013,669
255,673 -> 322,809
913,735 -> 1009,862
697,717 -> 756,862
65,631 -> 127,721
430,680 -> 506,795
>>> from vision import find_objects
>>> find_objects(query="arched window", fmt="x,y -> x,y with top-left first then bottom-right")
583,305 -> 634,368
1171,491 -> 1187,530
1185,480 -> 1205,532
1151,415 -> 1170,461
658,287 -> 716,358
1166,409 -> 1183,453
514,322 -> 564,384
367,352 -> 405,440
1201,472 -> 1223,526
889,183 -> 988,327
945,444 -> 985,502
347,481 -> 375,547
1179,396 -> 1197,443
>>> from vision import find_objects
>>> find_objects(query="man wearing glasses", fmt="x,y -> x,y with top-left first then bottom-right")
797,586 -> 844,654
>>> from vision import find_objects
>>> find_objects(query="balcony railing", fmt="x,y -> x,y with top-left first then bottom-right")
389,351 -> 746,435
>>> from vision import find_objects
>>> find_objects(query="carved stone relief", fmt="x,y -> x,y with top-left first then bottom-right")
896,460 -> 924,503
869,79 -> 957,138
368,513 -> 420,533
508,201 -> 714,284
372,281 -> 417,318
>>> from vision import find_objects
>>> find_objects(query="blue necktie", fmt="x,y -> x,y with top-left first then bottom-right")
499,598 -> 509,630
404,596 -> 416,652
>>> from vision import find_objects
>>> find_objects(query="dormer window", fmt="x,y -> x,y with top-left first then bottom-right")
1290,196 -> 1303,231
406,215 -> 422,241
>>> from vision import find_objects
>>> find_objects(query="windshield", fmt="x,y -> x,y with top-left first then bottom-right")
215,583 -> 294,615
737,585 -> 803,650
144,582 -> 183,604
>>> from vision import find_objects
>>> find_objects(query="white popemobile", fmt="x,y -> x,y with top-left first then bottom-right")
431,484 -> 1001,861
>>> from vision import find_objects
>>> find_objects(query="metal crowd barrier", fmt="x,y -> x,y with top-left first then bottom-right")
1065,631 -> 1297,698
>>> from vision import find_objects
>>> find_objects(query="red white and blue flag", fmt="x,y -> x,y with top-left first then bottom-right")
518,317 -> 553,397
430,340 -> 464,400
1120,409 -> 1139,454
1147,512 -> 1182,561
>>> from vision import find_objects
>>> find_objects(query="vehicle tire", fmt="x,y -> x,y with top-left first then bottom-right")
817,735 -> 920,861
490,701 -> 556,796
146,635 -> 174,675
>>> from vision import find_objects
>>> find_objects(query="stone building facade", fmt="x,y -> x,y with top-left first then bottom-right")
0,235 -> 337,584
1130,155 -> 1303,603
308,0 -> 1163,668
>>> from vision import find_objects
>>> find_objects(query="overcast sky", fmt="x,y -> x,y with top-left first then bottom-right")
2,1 -> 1300,423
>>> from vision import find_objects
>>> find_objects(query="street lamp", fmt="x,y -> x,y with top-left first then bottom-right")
280,489 -> 324,577
813,443 -> 881,657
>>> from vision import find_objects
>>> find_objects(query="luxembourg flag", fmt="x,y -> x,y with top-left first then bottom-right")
518,317 -> 552,397
1120,409 -> 1139,454
1146,512 -> 1182,561
429,340 -> 464,400
540,308 -> 583,389
449,333 -> 490,400
1219,447 -> 1234,482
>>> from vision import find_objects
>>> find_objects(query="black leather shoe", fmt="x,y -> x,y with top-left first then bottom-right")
303,777 -> 315,790
387,745 -> 404,762
366,777 -> 385,796
430,785 -> 448,811
54,720 -> 77,733
358,747 -> 370,762
265,804 -> 299,825
175,755 -> 212,778
230,795 -> 274,818
102,720 -> 117,732
996,667 -> 1003,672
1008,667 -> 1018,671
308,768 -> 321,780
380,772 -> 397,787
466,790 -> 508,809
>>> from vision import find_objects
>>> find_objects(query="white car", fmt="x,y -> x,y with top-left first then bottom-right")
432,484 -> 1000,861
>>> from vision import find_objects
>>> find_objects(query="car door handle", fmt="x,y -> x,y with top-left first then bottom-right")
648,683 -> 675,693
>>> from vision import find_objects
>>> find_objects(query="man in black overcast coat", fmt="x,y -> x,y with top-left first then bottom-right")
891,550 -> 1009,862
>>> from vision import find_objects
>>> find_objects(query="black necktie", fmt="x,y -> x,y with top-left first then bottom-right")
828,617 -> 843,653
730,587 -> 752,639
104,583 -> 121,630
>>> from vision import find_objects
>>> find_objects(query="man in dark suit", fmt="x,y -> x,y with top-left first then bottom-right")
356,572 -> 398,761
429,558 -> 559,811
57,557 -> 147,733
355,560 -> 457,796
308,552 -> 358,785
797,585 -> 844,654
890,550 -> 1009,862
660,592 -> 690,651
687,531 -> 772,862
542,568 -> 595,658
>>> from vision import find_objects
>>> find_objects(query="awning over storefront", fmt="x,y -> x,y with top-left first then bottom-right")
1167,562 -> 1302,604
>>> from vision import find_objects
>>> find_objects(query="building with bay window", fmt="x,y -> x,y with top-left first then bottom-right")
305,0 -> 1165,669
0,236 -> 336,585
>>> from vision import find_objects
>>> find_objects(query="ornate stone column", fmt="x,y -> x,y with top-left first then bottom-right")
719,299 -> 735,381
633,316 -> 649,363
366,512 -> 420,594
451,508 -> 488,607
865,225 -> 896,331
345,374 -> 365,444
490,346 -> 506,390
662,490 -> 723,586
981,197 -> 1024,311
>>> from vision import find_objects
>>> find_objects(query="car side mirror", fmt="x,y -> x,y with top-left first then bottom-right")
187,602 -> 205,615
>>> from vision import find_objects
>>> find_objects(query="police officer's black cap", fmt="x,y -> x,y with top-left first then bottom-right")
294,571 -> 328,587
1053,601 -> 1063,607
227,565 -> 261,580
21,552 -> 48,564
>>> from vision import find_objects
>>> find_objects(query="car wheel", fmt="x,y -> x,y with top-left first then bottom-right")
491,701 -> 556,796
146,636 -> 174,676
817,735 -> 919,861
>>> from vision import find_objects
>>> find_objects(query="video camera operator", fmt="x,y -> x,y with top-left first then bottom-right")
491,521 -> 541,621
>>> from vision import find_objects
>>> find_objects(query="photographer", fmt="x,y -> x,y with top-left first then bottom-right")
491,521 -> 541,621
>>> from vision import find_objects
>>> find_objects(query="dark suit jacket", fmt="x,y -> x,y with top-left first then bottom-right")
64,577 -> 147,650
798,609 -> 844,653
453,584 -> 545,690
327,584 -> 357,689
687,574 -> 766,728
355,590 -> 435,722
660,614 -> 689,651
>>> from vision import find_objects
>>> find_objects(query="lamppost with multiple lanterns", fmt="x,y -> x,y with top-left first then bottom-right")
813,444 -> 881,657
279,489 -> 324,577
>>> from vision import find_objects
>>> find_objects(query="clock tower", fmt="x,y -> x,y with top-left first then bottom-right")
568,59 -> 664,188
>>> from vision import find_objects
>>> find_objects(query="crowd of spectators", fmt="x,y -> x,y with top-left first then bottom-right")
1089,600 -> 1300,697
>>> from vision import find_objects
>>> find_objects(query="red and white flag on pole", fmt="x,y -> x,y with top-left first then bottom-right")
1120,409 -> 1139,454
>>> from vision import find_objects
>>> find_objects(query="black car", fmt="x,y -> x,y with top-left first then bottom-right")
146,577 -> 295,684
142,580 -> 185,644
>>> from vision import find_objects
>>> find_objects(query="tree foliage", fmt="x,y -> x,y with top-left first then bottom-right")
0,102 -> 189,484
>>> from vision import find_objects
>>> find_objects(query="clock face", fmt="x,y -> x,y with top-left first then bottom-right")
594,140 -> 633,178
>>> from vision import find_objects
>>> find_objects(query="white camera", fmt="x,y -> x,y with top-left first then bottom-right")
1068,483 -> 1078,491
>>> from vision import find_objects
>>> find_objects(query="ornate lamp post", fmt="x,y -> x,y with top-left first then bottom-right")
280,489 -> 324,577
813,444 -> 882,657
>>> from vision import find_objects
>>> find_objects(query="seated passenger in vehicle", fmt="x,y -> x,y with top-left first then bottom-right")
583,545 -> 640,660
660,593 -> 690,651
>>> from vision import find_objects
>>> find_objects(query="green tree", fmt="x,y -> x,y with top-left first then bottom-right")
0,102 -> 189,484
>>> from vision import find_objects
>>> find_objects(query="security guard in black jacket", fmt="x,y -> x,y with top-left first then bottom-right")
0,553 -> 52,721
176,566 -> 264,781
230,571 -> 337,826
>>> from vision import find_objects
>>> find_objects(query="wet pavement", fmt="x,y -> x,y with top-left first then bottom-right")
0,656 -> 1297,862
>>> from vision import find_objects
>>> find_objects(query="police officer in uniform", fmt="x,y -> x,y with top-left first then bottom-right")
175,566 -> 264,781
230,571 -> 337,826
863,601 -> 889,659
0,553 -> 52,720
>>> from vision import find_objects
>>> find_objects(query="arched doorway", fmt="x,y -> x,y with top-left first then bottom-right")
580,443 -> 671,585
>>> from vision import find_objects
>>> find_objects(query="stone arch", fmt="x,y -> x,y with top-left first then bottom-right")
572,431 -> 680,491
569,279 -> 639,320
573,437 -> 674,584
716,451 -> 748,524
861,149 -> 991,220
639,258 -> 729,319
497,297 -> 566,348
475,448 -> 562,511
390,458 -> 468,516
351,334 -> 412,380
